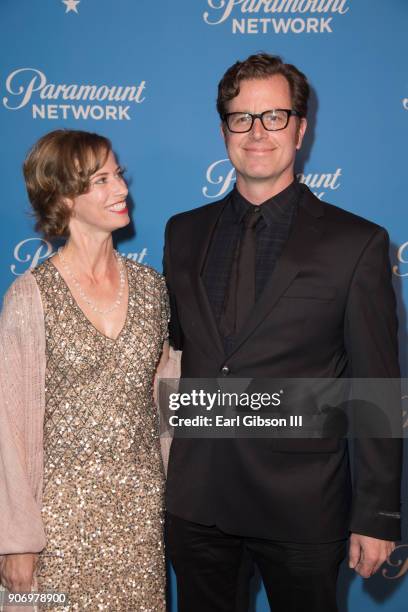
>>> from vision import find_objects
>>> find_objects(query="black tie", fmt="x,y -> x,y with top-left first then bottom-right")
220,206 -> 261,338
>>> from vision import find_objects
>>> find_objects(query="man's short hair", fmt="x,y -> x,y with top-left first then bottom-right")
217,52 -> 309,120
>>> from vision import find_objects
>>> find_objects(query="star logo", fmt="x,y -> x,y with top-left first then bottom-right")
62,0 -> 80,13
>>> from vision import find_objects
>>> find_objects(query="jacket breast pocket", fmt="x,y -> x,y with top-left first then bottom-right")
282,282 -> 336,301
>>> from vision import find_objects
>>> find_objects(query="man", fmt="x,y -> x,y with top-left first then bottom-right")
163,53 -> 402,612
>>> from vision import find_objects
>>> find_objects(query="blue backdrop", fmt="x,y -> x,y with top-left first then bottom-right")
1,1 -> 407,610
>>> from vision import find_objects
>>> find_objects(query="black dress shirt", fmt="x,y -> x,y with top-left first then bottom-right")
202,180 -> 301,350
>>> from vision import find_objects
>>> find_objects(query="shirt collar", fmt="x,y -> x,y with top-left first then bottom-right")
231,179 -> 301,227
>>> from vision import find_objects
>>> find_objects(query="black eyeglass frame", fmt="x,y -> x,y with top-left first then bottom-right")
222,109 -> 301,133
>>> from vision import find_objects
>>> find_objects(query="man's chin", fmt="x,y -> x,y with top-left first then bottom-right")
241,171 -> 279,182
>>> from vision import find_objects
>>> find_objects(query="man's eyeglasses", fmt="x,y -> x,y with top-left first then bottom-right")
223,109 -> 301,133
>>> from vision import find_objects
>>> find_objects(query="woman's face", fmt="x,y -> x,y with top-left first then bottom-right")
68,150 -> 129,235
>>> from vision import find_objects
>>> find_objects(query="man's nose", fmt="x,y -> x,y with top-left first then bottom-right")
250,116 -> 267,138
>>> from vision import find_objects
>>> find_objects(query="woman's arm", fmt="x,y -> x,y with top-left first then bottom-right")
0,273 -> 46,589
154,341 -> 182,476
0,553 -> 38,592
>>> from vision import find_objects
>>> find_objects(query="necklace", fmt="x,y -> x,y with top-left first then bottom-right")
57,247 -> 126,315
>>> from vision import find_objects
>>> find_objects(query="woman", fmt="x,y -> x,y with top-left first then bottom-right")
0,129 -> 169,610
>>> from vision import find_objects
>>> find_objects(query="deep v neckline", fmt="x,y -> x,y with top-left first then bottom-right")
47,257 -> 130,342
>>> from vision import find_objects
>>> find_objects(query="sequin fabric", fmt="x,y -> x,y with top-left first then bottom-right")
32,257 -> 169,611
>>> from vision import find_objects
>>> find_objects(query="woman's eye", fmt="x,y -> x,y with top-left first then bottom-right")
93,168 -> 126,184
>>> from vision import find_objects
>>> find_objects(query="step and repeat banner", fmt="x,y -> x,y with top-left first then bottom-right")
1,1 -> 407,610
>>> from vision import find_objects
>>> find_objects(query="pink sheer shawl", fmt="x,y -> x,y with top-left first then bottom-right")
0,272 -> 46,558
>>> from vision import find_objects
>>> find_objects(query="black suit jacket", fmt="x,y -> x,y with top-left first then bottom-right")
163,184 -> 402,542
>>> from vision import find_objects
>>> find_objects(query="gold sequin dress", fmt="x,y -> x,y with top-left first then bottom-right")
32,257 -> 168,611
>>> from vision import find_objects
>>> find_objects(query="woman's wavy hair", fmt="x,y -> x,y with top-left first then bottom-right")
23,129 -> 111,238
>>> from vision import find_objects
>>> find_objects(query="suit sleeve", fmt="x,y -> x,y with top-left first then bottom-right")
344,227 -> 402,540
163,218 -> 184,351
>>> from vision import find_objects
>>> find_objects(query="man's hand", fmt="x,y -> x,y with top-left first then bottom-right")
349,533 -> 395,578
0,553 -> 37,592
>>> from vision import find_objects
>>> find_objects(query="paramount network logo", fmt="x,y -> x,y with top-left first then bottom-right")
382,545 -> 408,580
2,68 -> 146,121
202,158 -> 342,200
392,242 -> 408,278
203,0 -> 350,34
10,238 -> 148,275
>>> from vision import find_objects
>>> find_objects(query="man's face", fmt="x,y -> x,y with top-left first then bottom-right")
221,75 -> 307,194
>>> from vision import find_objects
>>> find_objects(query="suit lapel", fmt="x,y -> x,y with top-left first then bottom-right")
228,188 -> 325,357
189,196 -> 230,359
